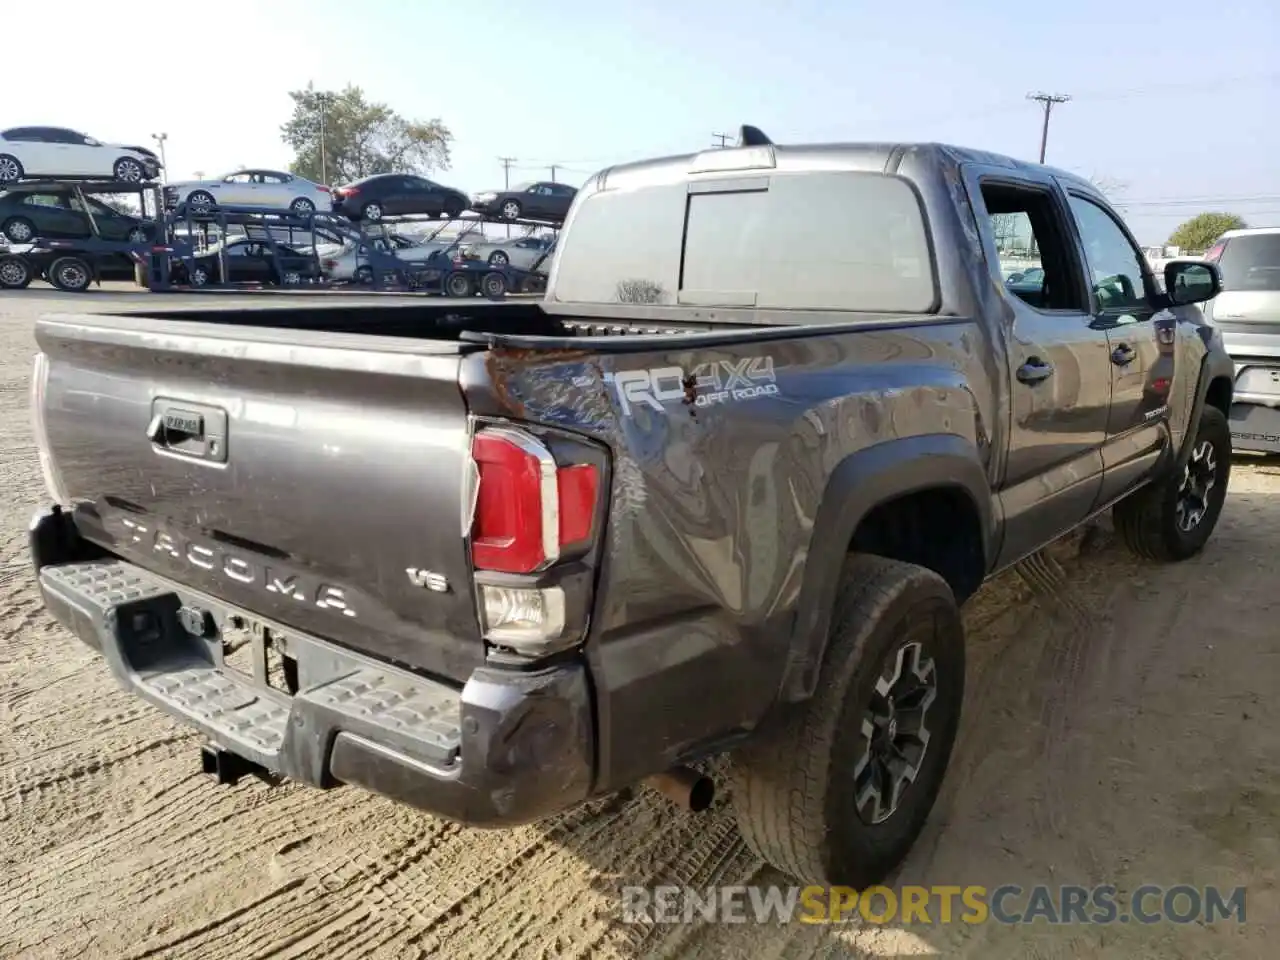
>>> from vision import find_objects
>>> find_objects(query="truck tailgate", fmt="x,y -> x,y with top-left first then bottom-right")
34,313 -> 483,682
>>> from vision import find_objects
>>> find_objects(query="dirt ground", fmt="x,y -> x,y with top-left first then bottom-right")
2,290 -> 1278,959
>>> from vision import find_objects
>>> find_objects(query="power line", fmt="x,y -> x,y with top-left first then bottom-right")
1132,210 -> 1280,218
1069,72 -> 1280,102
1119,195 -> 1280,207
711,132 -> 733,148
1026,92 -> 1070,163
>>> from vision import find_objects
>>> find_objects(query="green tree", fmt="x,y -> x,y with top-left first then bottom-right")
1168,212 -> 1247,253
281,84 -> 453,185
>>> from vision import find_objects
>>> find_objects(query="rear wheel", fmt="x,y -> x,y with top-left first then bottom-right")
0,154 -> 23,183
188,263 -> 212,287
500,199 -> 522,220
126,227 -> 148,244
0,255 -> 32,289
1113,405 -> 1231,561
354,265 -> 374,285
730,554 -> 965,887
444,271 -> 473,298
290,197 -> 316,216
187,191 -> 216,214
113,157 -> 146,183
481,270 -> 507,299
487,250 -> 510,266
48,256 -> 94,292
362,202 -> 384,222
2,217 -> 36,243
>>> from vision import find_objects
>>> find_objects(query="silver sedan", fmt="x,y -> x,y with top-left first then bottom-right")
460,235 -> 555,269
319,234 -> 453,282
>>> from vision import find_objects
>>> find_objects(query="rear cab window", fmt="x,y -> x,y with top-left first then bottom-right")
552,171 -> 937,312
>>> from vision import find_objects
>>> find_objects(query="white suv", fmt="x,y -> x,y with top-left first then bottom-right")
0,127 -> 162,184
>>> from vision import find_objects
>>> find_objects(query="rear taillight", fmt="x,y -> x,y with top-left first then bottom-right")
1205,241 -> 1226,263
470,428 -> 598,573
469,426 -> 601,656
322,259 -> 338,269
336,186 -> 358,197
318,185 -> 331,193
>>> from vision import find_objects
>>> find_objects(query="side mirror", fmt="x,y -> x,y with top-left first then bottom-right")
1164,260 -> 1221,306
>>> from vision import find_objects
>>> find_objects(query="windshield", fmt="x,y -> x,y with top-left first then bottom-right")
1215,234 -> 1280,292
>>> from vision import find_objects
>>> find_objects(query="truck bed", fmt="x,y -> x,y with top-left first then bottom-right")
79,300 -> 737,350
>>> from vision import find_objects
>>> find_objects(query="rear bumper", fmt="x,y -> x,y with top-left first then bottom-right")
1230,402 -> 1280,454
29,505 -> 594,827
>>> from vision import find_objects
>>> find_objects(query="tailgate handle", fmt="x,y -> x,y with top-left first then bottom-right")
149,399 -> 228,464
148,411 -> 203,442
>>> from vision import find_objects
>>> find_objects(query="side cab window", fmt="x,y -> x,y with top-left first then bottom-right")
1065,195 -> 1152,316
979,181 -> 1086,313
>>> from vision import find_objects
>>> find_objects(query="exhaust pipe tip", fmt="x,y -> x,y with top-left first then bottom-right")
645,766 -> 715,813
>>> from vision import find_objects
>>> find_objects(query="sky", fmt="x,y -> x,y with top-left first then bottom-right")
9,1 -> 1278,245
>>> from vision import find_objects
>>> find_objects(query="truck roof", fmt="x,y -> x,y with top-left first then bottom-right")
1219,226 -> 1280,239
586,138 -> 1101,199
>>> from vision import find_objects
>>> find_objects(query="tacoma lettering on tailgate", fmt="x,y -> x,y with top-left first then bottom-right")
113,515 -> 358,618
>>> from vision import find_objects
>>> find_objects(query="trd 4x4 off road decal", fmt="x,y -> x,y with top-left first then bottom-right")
602,357 -> 779,416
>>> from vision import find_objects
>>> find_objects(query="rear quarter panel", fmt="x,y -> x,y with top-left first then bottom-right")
461,318 -> 997,789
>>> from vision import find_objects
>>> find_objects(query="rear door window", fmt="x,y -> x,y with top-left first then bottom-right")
1214,234 -> 1280,292
553,171 -> 936,312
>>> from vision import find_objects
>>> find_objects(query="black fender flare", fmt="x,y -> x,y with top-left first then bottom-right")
780,433 -> 993,702
1177,345 -> 1234,472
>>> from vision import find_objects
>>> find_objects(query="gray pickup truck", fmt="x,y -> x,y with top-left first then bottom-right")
29,127 -> 1234,889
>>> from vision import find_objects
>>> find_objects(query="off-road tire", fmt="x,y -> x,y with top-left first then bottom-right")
1113,405 -> 1231,562
730,554 -> 965,888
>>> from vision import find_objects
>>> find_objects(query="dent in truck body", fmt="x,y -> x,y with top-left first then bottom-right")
460,318 -> 996,791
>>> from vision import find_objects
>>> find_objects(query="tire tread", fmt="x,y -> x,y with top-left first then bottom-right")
731,554 -> 957,885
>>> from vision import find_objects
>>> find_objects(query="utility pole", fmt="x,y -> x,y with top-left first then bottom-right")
498,156 -> 517,237
548,164 -> 557,182
1026,92 -> 1071,163
150,133 -> 168,183
316,92 -> 334,185
711,132 -> 733,148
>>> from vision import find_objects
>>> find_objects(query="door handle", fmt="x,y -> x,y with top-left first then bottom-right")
1016,358 -> 1054,385
1111,344 -> 1136,366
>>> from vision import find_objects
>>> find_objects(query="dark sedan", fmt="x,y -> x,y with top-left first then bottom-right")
330,174 -> 469,223
174,239 -> 320,287
470,181 -> 577,224
0,185 -> 153,244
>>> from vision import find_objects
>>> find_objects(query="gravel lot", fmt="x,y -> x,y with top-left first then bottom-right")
2,288 -> 1278,959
